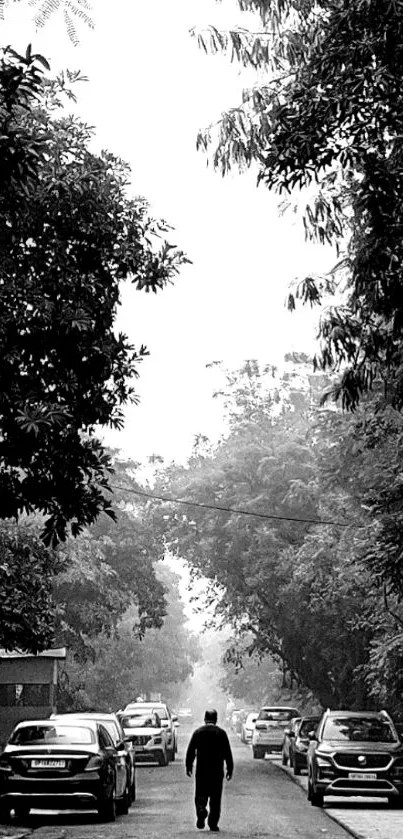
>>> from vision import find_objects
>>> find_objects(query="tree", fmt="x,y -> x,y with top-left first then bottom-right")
0,48 -> 188,545
195,0 -> 403,410
0,518 -> 62,651
155,359 -> 387,709
57,564 -> 201,712
0,0 -> 94,44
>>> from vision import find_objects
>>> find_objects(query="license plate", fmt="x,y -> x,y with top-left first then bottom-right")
31,759 -> 66,769
348,772 -> 377,781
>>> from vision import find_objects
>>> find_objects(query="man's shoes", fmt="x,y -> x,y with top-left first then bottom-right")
196,818 -> 205,830
209,827 -> 220,832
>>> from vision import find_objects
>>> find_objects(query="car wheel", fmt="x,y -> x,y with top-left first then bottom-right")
98,784 -> 116,822
281,748 -> 288,766
310,781 -> 324,808
159,749 -> 169,766
130,775 -> 136,804
293,759 -> 302,776
253,747 -> 264,759
117,782 -> 130,815
170,745 -> 176,762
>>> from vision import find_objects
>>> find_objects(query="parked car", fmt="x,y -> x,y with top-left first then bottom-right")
284,716 -> 320,775
307,709 -> 403,807
241,712 -> 258,744
119,701 -> 178,761
252,706 -> 300,759
0,718 -> 130,823
118,711 -> 170,766
281,716 -> 301,765
52,711 -> 136,803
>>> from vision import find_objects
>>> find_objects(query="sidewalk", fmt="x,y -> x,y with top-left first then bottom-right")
276,758 -> 403,839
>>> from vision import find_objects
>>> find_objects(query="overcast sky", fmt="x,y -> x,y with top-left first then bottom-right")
3,0 -> 335,463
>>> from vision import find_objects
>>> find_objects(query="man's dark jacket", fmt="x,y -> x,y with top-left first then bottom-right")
185,723 -> 234,778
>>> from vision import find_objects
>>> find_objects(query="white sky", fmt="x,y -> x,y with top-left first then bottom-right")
2,0 -> 336,463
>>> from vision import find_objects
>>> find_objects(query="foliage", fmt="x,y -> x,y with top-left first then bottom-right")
0,518 -> 62,652
52,457 -> 168,661
0,0 -> 94,44
57,564 -> 201,712
0,47 -> 188,546
154,359 -> 399,710
194,0 -> 403,411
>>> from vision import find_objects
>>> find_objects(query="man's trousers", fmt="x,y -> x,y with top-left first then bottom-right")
195,774 -> 224,828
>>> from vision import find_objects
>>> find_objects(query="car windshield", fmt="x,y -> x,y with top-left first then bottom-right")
121,715 -> 158,729
299,718 -> 319,737
127,705 -> 168,720
322,717 -> 398,743
10,725 -> 95,745
258,709 -> 299,721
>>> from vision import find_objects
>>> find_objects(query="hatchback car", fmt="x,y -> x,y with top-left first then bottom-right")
281,716 -> 301,765
287,716 -> 320,775
252,706 -> 300,759
0,718 -> 130,823
52,711 -> 136,804
241,712 -> 258,744
307,709 -> 403,807
120,701 -> 178,761
119,711 -> 170,766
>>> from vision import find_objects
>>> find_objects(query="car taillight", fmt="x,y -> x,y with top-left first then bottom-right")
255,723 -> 266,730
85,755 -> 104,772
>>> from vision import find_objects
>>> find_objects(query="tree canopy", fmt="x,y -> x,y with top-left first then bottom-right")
195,0 -> 403,411
0,47 -> 188,545
154,359 -> 403,714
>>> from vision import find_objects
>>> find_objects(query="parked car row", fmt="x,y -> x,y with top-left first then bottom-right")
245,702 -> 403,809
0,699 -> 179,825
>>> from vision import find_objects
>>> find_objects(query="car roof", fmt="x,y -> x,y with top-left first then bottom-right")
14,718 -> 98,730
260,706 -> 299,711
323,710 -> 390,718
54,712 -> 119,719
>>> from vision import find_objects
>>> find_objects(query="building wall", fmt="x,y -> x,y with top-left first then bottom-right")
0,656 -> 61,748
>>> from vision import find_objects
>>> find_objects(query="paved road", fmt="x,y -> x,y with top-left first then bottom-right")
16,729 -> 350,839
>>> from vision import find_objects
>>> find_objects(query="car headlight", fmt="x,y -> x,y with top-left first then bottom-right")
316,756 -> 333,767
153,736 -> 162,745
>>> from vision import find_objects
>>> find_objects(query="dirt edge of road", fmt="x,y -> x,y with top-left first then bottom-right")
277,763 -> 365,839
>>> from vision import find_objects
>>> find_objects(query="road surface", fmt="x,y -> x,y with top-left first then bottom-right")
21,728 -> 350,839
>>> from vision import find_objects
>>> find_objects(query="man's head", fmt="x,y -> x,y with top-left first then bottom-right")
204,708 -> 218,725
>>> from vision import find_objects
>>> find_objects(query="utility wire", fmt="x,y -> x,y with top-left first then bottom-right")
109,484 -> 350,528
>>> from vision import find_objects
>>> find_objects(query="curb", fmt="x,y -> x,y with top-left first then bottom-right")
276,762 -> 366,839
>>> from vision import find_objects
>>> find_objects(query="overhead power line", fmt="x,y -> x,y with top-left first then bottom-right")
109,484 -> 350,528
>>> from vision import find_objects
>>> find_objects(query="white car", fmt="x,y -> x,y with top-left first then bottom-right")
252,706 -> 300,759
241,712 -> 258,744
118,711 -> 170,766
120,701 -> 178,761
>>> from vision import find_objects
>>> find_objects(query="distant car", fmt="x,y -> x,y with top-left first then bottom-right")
281,717 -> 301,765
178,708 -> 193,722
285,716 -> 320,775
241,712 -> 258,744
119,701 -> 178,761
252,706 -> 300,759
52,711 -> 136,804
307,709 -> 403,807
118,711 -> 170,766
0,718 -> 130,823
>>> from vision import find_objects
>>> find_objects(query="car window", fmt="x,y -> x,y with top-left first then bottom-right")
10,724 -> 95,745
98,724 -> 115,750
299,718 -> 319,737
258,709 -> 299,721
102,721 -> 120,745
322,717 -> 398,743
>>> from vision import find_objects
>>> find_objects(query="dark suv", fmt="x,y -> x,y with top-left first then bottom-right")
307,709 -> 403,807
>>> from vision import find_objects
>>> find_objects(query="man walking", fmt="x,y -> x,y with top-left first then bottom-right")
186,708 -> 234,832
